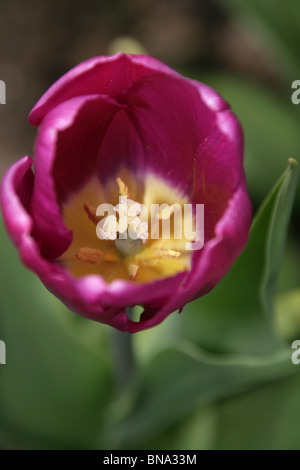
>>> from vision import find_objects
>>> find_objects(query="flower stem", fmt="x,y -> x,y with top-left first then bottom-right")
110,308 -> 135,394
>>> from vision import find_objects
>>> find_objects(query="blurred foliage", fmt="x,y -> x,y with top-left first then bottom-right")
0,0 -> 300,451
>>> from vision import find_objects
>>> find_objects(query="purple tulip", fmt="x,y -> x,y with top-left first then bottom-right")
0,53 -> 251,332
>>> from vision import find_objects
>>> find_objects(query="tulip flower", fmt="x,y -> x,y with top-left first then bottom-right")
0,53 -> 251,332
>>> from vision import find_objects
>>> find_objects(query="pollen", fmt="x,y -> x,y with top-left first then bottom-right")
156,249 -> 181,259
76,247 -> 118,264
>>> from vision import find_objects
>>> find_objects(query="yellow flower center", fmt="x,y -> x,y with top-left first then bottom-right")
58,170 -> 195,283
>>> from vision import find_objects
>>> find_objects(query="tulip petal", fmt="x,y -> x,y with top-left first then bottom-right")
1,156 -> 34,247
123,73 -> 245,243
29,53 -> 178,126
96,108 -> 146,184
123,73 -> 217,194
31,94 -> 122,259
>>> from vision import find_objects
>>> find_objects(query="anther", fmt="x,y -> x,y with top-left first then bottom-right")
76,247 -> 118,264
116,177 -> 129,197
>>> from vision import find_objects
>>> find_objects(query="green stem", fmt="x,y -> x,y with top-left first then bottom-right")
110,308 -> 135,394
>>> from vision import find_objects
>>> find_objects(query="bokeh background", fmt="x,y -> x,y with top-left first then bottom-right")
0,0 -> 300,450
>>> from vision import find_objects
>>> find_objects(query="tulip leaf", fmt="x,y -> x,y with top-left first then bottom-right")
104,342 -> 297,449
0,219 -> 112,449
261,159 -> 299,314
181,159 -> 298,355
215,370 -> 300,450
146,404 -> 218,450
277,238 -> 300,293
143,368 -> 300,450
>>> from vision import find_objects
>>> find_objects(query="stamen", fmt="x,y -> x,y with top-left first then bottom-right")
83,203 -> 101,225
154,249 -> 182,259
128,264 -> 139,281
96,177 -> 149,254
116,177 -> 129,197
137,249 -> 182,262
76,247 -> 118,264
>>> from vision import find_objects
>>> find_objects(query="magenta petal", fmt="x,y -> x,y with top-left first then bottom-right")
191,110 -> 245,242
123,73 -> 219,193
122,72 -> 245,244
29,53 -> 178,126
30,94 -> 121,259
97,109 -> 146,181
189,80 -> 229,113
1,156 -> 34,247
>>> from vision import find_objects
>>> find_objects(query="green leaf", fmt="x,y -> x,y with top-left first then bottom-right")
277,237 -> 300,293
261,159 -> 299,314
104,342 -> 296,449
160,404 -> 217,451
139,404 -> 218,451
0,219 -> 112,449
216,370 -> 300,450
181,160 -> 299,355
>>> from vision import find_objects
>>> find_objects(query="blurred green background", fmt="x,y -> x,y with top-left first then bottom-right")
0,0 -> 300,450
